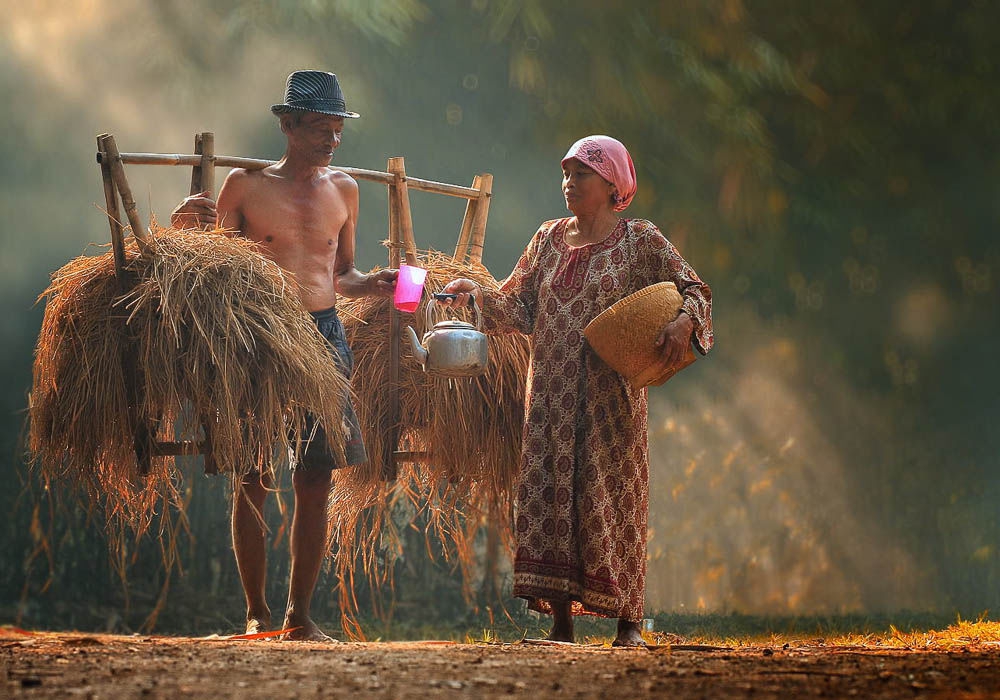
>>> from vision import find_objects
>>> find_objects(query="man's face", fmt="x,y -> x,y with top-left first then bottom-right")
285,112 -> 345,166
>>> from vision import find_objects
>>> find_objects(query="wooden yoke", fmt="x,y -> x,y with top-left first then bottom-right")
189,132 -> 215,197
96,133 -> 216,475
97,135 -> 127,291
454,173 -> 492,264
189,133 -> 218,474
95,133 -> 493,479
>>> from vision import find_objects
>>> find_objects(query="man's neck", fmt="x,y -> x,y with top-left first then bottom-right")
274,153 -> 327,181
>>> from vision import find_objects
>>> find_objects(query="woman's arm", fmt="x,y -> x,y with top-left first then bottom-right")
635,221 -> 714,355
444,223 -> 550,335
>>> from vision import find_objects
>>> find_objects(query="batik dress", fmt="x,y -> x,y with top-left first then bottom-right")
482,217 -> 713,620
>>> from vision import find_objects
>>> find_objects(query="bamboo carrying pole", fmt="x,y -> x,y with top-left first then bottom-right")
386,157 -> 433,467
198,132 -> 215,196
191,134 -> 219,473
96,135 -> 154,474
453,175 -> 482,261
97,135 -> 127,290
387,157 -> 418,266
96,152 -> 482,199
188,133 -> 216,198
383,157 -> 406,480
467,173 -> 493,264
102,136 -> 150,254
189,133 -> 204,196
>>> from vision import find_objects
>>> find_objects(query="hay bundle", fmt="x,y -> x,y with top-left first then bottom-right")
331,250 -> 530,629
29,225 -> 350,531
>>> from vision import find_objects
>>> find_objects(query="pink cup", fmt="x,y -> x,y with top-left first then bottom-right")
394,263 -> 427,313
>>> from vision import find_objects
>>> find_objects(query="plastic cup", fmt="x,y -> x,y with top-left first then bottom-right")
394,263 -> 427,313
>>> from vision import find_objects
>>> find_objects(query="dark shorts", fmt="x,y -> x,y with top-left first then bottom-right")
296,306 -> 368,470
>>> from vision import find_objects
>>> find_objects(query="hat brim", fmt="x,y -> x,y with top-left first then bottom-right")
271,104 -> 360,119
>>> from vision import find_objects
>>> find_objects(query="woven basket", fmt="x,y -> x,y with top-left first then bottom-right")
583,282 -> 696,389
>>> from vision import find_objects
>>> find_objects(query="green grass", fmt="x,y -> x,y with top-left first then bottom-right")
339,608 -> 964,645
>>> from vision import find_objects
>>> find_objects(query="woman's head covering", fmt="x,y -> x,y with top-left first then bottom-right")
561,135 -> 637,212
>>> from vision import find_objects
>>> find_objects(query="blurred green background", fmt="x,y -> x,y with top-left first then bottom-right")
2,0 -> 998,636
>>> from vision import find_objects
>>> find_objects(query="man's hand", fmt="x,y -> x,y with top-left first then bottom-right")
654,311 -> 694,372
170,191 -> 218,230
440,278 -> 481,309
367,268 -> 398,297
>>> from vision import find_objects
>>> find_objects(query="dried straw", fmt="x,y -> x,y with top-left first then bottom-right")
330,250 -> 530,634
29,225 -> 350,539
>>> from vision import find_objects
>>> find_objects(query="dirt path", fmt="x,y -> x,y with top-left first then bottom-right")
3,631 -> 1000,699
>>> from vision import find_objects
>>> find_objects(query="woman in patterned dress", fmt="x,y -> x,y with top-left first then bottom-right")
442,135 -> 713,645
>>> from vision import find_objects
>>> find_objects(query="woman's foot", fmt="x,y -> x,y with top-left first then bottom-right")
612,619 -> 646,647
547,600 -> 575,643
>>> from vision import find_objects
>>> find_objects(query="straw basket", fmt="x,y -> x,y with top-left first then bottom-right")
583,282 -> 696,389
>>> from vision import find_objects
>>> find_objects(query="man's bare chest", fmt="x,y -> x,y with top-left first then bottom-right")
241,186 -> 348,242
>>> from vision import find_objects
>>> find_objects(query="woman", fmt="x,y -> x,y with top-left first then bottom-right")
442,135 -> 713,645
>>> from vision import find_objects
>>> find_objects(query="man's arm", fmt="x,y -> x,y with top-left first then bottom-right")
215,169 -> 247,236
332,175 -> 396,298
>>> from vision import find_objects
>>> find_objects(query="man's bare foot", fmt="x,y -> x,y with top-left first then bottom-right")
612,619 -> 646,647
245,616 -> 270,636
281,616 -> 338,642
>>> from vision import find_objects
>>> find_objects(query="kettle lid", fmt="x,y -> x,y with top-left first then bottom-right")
433,320 -> 476,330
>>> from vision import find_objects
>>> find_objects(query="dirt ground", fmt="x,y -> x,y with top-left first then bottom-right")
3,629 -> 1000,699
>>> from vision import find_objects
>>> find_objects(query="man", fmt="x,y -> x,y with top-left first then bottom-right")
171,70 -> 397,641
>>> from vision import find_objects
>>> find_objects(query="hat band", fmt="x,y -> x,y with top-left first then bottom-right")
285,97 -> 348,112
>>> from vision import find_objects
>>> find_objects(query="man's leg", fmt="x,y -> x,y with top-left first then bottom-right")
282,467 -> 334,641
232,472 -> 272,635
548,600 -> 574,642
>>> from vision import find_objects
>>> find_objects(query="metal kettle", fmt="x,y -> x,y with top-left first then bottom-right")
404,295 -> 488,377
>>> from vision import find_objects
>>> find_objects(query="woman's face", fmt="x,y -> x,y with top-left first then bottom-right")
562,158 -> 616,215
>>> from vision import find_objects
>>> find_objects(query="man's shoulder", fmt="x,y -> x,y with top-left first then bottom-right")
325,167 -> 358,185
324,168 -> 359,198
221,167 -> 258,189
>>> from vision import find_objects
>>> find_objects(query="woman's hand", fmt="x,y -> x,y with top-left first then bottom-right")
654,311 -> 694,372
170,191 -> 218,230
440,278 -> 482,309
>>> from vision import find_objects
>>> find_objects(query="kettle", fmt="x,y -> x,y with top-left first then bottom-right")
404,294 -> 489,377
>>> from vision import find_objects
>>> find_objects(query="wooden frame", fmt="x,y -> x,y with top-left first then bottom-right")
95,133 -> 492,477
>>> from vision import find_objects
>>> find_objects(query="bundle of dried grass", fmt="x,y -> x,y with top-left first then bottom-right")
29,225 -> 349,536
331,250 -> 530,633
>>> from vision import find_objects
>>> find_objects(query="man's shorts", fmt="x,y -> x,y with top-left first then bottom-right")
296,306 -> 368,470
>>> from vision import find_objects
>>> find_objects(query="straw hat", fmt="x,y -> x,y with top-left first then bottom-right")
584,282 -> 696,389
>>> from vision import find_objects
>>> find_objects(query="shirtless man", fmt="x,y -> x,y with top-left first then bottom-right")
171,70 -> 396,641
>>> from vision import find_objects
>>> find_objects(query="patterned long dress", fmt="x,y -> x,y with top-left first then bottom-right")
482,217 -> 713,621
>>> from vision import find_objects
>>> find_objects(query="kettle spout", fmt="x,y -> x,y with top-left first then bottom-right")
404,326 -> 428,368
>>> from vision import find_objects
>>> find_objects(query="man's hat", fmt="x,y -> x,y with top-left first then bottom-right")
271,70 -> 360,119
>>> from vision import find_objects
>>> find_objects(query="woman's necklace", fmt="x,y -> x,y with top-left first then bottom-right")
567,217 -> 619,246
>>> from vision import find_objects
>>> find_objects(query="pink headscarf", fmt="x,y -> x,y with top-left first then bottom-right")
561,135 -> 637,212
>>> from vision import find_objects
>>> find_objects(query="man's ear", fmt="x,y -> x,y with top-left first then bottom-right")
279,114 -> 292,134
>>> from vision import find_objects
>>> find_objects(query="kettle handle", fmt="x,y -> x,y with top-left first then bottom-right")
425,295 -> 481,331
